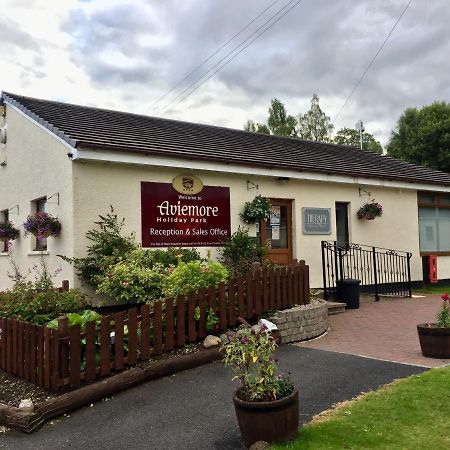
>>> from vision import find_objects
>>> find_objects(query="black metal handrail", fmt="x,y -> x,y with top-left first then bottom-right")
321,241 -> 412,301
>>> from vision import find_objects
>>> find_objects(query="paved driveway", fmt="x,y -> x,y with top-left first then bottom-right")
300,295 -> 450,368
1,346 -> 426,450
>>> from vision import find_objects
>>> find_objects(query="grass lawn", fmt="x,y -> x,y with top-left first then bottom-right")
273,366 -> 450,450
413,284 -> 450,295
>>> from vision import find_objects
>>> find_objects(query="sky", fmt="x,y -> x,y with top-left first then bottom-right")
1,0 -> 449,146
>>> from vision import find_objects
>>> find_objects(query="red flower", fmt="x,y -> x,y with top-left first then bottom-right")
441,293 -> 449,301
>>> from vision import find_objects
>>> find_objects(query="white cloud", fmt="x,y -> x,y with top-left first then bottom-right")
1,0 -> 449,146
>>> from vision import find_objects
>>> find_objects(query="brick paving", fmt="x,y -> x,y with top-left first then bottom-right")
298,294 -> 450,368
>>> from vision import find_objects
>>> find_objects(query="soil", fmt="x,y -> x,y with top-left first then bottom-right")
0,371 -> 57,407
0,342 -> 205,408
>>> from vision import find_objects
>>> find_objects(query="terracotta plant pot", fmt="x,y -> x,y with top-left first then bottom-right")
417,323 -> 450,358
233,387 -> 299,448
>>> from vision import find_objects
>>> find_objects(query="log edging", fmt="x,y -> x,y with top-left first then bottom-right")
0,347 -> 222,433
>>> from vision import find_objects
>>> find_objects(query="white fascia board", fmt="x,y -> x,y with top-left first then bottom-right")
4,100 -> 78,156
75,147 -> 450,193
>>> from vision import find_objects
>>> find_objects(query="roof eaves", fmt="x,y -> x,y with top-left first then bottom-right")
1,92 -> 78,148
79,142 -> 450,187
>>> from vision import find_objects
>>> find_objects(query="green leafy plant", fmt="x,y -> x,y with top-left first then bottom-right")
240,195 -> 272,224
436,293 -> 450,328
47,310 -> 102,330
220,227 -> 267,276
222,325 -> 293,402
95,256 -> 167,304
0,288 -> 90,325
60,207 -> 137,287
357,200 -> 383,220
194,306 -> 219,332
0,253 -> 89,324
163,261 -> 228,299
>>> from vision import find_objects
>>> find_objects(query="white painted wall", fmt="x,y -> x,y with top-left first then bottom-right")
0,105 -> 75,290
72,161 -> 428,288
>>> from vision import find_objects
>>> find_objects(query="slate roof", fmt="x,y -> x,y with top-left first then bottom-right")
2,91 -> 450,187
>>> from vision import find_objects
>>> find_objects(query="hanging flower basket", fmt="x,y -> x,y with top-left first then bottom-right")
357,200 -> 383,220
240,195 -> 272,224
0,221 -> 20,241
23,212 -> 61,239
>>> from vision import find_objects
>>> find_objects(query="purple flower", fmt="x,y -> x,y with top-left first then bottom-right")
241,336 -> 249,345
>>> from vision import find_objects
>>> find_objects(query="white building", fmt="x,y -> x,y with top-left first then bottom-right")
1,92 -> 450,296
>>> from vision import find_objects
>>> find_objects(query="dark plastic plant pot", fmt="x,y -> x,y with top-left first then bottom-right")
233,387 -> 299,448
417,324 -> 450,358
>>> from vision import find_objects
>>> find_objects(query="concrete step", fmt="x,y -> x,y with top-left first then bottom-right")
327,301 -> 346,315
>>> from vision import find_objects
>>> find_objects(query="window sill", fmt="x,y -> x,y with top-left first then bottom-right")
0,252 -> 9,257
27,250 -> 50,256
420,252 -> 450,257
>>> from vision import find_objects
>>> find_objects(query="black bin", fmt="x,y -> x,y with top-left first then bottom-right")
337,278 -> 360,309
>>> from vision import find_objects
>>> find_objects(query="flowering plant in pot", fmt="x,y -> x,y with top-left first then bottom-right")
240,195 -> 272,224
0,221 -> 20,241
221,323 -> 298,447
357,200 -> 383,220
417,293 -> 450,358
23,212 -> 62,239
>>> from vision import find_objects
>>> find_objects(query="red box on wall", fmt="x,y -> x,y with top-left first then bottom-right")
429,255 -> 438,283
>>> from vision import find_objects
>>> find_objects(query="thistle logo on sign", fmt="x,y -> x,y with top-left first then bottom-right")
172,174 -> 203,195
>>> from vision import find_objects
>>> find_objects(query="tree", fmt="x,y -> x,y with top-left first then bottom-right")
297,94 -> 334,142
243,98 -> 296,137
387,102 -> 450,172
244,120 -> 270,135
334,127 -> 383,154
267,98 -> 297,137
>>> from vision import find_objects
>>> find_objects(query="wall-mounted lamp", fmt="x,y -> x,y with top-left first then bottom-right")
277,176 -> 290,183
0,160 -> 6,168
8,205 -> 19,215
359,187 -> 371,197
247,180 -> 259,191
47,192 -> 60,205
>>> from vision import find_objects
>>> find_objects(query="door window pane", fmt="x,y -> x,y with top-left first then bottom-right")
265,205 -> 288,249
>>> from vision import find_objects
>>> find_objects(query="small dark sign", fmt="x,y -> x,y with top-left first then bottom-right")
302,208 -> 332,235
141,182 -> 231,247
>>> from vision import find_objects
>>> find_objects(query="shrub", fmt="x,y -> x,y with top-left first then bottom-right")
0,288 -> 90,325
220,227 -> 267,276
163,261 -> 228,299
95,258 -> 167,304
0,252 -> 90,324
60,208 -> 137,287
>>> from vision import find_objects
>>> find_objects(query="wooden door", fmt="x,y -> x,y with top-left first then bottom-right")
259,199 -> 293,265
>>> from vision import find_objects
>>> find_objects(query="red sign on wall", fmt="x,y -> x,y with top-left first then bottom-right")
141,181 -> 231,247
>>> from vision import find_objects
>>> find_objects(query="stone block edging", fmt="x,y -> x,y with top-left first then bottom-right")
270,300 -> 329,343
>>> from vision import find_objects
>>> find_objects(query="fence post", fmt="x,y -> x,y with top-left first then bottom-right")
372,247 -> 379,301
407,252 -> 412,297
251,262 -> 261,275
58,317 -> 70,381
321,242 -> 328,300
61,280 -> 70,292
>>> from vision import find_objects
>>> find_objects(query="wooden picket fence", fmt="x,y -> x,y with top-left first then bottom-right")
0,261 -> 309,391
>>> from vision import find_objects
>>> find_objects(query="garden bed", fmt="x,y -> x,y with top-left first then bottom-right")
0,342 -> 203,408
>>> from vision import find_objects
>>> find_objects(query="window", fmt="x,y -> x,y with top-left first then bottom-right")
418,192 -> 450,254
34,197 -> 47,251
1,209 -> 8,253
